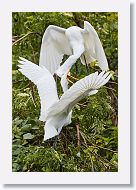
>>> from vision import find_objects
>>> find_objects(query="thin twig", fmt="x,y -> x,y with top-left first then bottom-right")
92,150 -> 117,169
104,86 -> 117,92
108,81 -> 118,85
82,132 -> 117,153
12,32 -> 34,46
80,131 -> 94,172
90,151 -> 111,170
61,132 -> 71,144
90,144 -> 118,153
13,79 -> 24,84
12,32 -> 41,46
29,43 -> 36,63
77,103 -> 87,107
80,131 -> 86,144
29,82 -> 37,107
110,88 -> 118,102
76,123 -> 80,147
12,84 -> 30,92
80,131 -> 118,170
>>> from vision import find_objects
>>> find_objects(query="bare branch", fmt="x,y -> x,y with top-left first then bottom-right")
76,123 -> 80,147
12,32 -> 41,46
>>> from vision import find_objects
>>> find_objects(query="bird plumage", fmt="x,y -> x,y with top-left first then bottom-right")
39,21 -> 109,77
18,58 -> 111,141
39,25 -> 72,75
18,57 -> 59,122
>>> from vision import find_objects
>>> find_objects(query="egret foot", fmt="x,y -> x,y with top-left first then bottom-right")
66,70 -> 79,84
67,74 -> 79,81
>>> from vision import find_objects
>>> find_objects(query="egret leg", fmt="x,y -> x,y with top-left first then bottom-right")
53,135 -> 59,148
83,55 -> 89,74
55,73 -> 58,83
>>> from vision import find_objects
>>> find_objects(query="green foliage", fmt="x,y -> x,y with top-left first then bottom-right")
12,12 -> 118,172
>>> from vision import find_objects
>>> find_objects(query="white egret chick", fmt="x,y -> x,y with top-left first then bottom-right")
18,57 -> 111,141
39,21 -> 109,78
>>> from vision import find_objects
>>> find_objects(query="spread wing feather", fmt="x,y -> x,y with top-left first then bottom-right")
46,71 -> 112,118
18,57 -> 59,121
82,21 -> 109,71
39,25 -> 72,74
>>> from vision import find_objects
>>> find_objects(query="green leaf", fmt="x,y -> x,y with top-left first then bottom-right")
21,124 -> 31,132
23,133 -> 34,140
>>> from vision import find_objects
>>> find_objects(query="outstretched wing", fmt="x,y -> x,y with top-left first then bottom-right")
18,57 -> 59,121
82,21 -> 109,71
46,71 -> 111,118
39,25 -> 72,74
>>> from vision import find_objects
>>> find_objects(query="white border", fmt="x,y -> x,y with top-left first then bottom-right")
0,0 -> 130,184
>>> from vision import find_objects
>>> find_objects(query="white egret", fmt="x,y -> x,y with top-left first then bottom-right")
18,57 -> 111,141
39,21 -> 109,78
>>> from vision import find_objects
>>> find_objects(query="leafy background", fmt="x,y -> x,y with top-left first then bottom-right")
12,12 -> 118,172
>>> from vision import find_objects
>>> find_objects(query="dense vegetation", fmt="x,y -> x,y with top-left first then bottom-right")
12,12 -> 118,172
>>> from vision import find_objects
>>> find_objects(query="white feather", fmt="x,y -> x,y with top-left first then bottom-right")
39,22 -> 109,79
18,57 -> 59,122
18,58 -> 111,141
39,25 -> 72,75
82,21 -> 109,71
43,121 -> 58,141
46,71 -> 111,118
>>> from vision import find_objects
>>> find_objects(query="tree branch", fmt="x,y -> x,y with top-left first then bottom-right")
76,123 -> 80,147
12,32 -> 41,46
